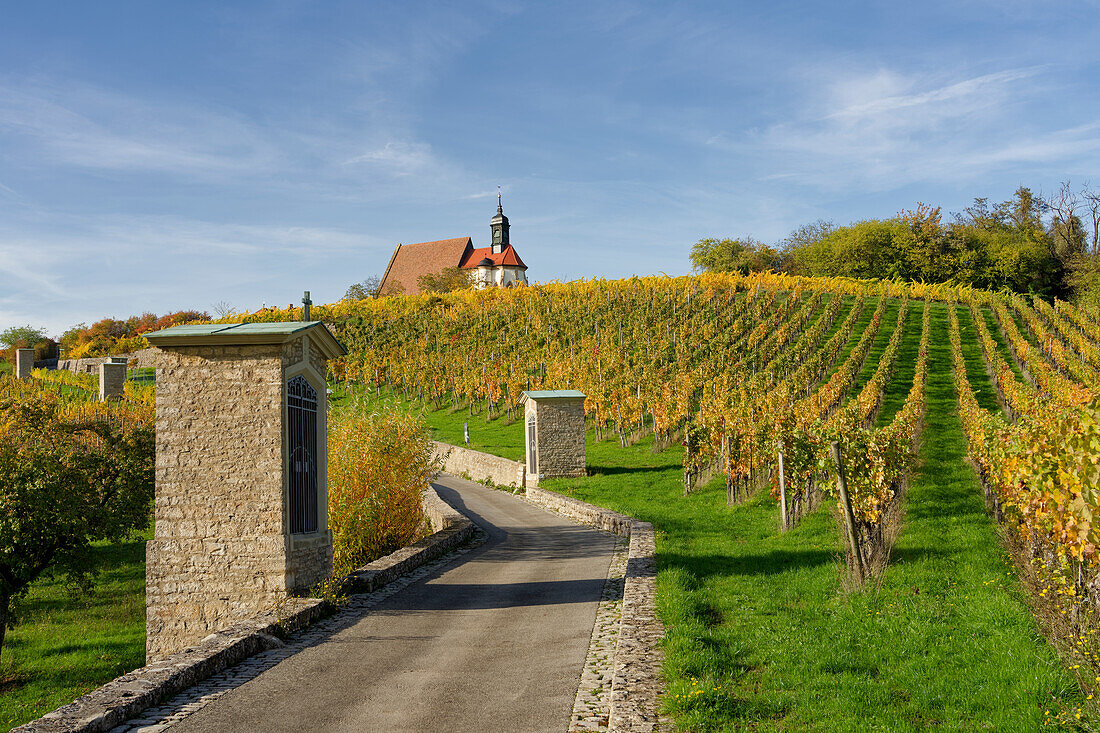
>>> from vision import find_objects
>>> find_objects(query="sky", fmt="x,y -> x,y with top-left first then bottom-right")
2,1 -> 1099,336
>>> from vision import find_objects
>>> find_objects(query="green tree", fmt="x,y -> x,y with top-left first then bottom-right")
344,276 -> 382,301
418,266 -> 472,294
0,325 -> 54,363
0,395 -> 154,657
689,237 -> 783,274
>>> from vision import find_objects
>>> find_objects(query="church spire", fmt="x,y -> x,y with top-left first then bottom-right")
490,186 -> 509,254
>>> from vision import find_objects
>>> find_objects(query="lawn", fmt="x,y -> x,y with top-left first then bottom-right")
0,528 -> 149,732
371,300 -> 1094,730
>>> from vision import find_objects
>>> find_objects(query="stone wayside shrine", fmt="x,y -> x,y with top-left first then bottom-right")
99,361 -> 125,400
15,348 -> 34,379
142,321 -> 346,661
521,389 -> 587,485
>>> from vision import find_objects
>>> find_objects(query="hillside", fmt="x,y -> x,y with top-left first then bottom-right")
243,272 -> 1100,729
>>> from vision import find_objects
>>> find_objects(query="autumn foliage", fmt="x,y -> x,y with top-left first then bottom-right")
327,400 -> 438,575
59,310 -> 209,359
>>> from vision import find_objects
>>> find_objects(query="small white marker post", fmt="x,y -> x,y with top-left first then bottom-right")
464,422 -> 469,445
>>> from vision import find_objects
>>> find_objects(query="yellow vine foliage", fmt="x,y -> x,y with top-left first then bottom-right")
327,400 -> 439,575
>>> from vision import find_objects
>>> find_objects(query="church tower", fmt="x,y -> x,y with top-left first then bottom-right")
490,188 -> 509,255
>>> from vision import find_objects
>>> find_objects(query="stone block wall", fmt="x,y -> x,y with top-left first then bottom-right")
99,362 -> 125,400
58,348 -> 157,375
432,441 -> 526,488
529,397 -> 586,479
147,344 -> 289,661
15,349 -> 34,379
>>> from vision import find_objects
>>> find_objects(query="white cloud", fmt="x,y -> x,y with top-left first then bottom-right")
0,80 -> 278,176
343,141 -> 436,175
748,65 -> 1099,188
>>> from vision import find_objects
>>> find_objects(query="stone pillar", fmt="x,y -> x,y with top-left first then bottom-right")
15,349 -> 34,379
142,321 -> 346,661
521,390 -> 587,484
99,362 -> 126,401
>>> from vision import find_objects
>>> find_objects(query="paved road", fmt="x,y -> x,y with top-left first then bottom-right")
171,474 -> 616,733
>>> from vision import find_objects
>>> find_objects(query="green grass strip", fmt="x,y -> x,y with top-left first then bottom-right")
0,530 -> 149,731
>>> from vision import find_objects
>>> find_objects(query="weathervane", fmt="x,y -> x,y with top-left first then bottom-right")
497,185 -> 502,213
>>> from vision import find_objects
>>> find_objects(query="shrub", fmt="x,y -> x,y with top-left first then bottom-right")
0,381 -> 154,659
327,401 -> 439,575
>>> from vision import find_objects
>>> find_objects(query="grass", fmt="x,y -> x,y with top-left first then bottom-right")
374,299 -> 1093,730
338,382 -> 527,461
0,528 -> 149,732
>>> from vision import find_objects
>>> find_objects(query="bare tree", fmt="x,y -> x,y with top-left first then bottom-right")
212,300 -> 238,319
1045,181 -> 1086,263
1082,181 -> 1100,256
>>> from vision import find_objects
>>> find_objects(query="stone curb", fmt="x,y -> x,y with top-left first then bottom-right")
16,484 -> 475,733
525,486 -> 664,733
342,480 -> 475,593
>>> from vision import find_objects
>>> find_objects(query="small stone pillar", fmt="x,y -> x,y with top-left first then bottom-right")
15,349 -> 34,379
99,362 -> 126,400
143,321 -> 346,661
521,390 -> 586,485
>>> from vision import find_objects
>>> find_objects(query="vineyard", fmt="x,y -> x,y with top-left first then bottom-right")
7,271 -> 1100,728
237,272 -> 1100,727
242,274 -> 1095,585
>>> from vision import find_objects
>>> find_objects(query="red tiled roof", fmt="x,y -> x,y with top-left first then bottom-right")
378,237 -> 473,296
458,245 -> 527,270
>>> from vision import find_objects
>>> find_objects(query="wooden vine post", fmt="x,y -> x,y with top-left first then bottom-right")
777,440 -> 788,531
830,440 -> 864,580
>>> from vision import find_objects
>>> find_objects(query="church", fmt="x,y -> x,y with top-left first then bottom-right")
377,195 -> 529,296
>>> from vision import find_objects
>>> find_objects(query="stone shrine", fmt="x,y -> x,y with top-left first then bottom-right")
99,361 -> 125,400
521,390 -> 587,485
15,348 -> 34,379
143,321 -> 346,660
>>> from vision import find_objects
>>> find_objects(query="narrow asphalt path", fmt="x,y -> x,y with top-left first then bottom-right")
170,474 -> 617,733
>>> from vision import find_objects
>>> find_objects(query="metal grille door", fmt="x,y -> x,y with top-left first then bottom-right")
527,416 -> 537,473
288,375 -> 319,534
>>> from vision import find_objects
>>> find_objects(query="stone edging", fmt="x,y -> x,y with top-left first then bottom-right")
343,480 -> 474,593
525,486 -> 664,733
16,484 -> 475,733
433,440 -> 527,489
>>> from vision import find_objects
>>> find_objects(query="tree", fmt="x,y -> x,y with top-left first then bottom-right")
781,220 -> 835,252
0,325 -> 53,363
211,301 -> 238,319
689,237 -> 783,274
1082,183 -> 1100,255
417,266 -> 473,294
344,276 -> 382,301
1008,186 -> 1046,235
0,394 -> 154,658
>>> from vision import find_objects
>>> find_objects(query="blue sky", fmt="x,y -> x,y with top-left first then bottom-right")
2,1 -> 1099,335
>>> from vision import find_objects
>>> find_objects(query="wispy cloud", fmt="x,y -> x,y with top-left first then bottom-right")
343,141 -> 436,175
0,79 -> 278,176
747,65 -> 1099,187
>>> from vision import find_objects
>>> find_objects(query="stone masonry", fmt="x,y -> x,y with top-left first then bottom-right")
432,441 -> 526,488
143,323 -> 344,662
99,362 -> 125,400
15,348 -> 34,379
522,390 -> 587,482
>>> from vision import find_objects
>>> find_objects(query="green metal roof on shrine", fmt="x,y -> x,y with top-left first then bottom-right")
144,321 -> 346,359
521,389 -> 586,400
